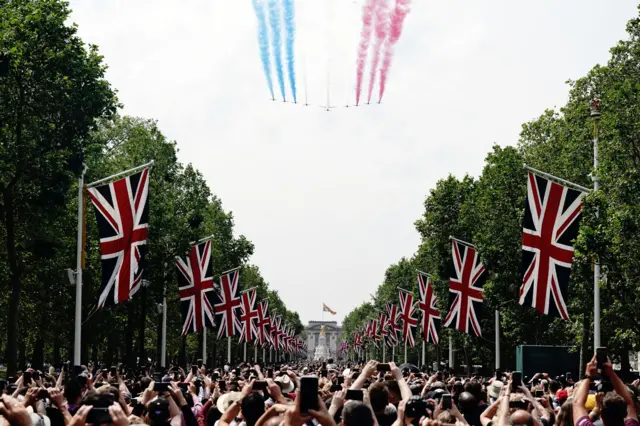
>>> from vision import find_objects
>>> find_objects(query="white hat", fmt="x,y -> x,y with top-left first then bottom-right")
489,380 -> 504,399
274,375 -> 295,393
216,391 -> 242,414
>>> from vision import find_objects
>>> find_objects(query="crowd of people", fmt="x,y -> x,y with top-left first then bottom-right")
0,354 -> 638,426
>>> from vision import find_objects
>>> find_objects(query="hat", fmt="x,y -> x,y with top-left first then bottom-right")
489,380 -> 504,399
556,389 -> 569,403
432,381 -> 445,390
216,391 -> 242,414
585,394 -> 597,411
274,375 -> 295,393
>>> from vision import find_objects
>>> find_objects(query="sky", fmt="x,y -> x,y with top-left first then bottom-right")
67,0 -> 639,326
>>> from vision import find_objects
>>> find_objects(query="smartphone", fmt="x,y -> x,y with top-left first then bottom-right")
442,393 -> 452,410
300,376 -> 319,414
37,389 -> 49,399
535,390 -> 544,397
346,389 -> 364,401
266,369 -> 274,379
197,359 -> 203,368
377,363 -> 391,372
566,372 -> 572,381
512,371 -> 522,389
337,376 -> 344,385
191,365 -> 198,375
23,371 -> 32,384
253,380 -> 267,391
33,371 -> 40,381
0,380 -> 6,392
154,382 -> 170,392
178,383 -> 189,392
330,383 -> 342,392
596,347 -> 607,369
110,366 -> 117,376
87,407 -> 112,425
494,369 -> 501,378
73,365 -> 83,376
218,380 -> 227,392
320,369 -> 328,378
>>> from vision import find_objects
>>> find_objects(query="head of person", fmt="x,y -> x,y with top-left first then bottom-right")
465,381 -> 483,403
241,392 -> 266,426
147,398 -> 171,426
368,383 -> 389,413
510,409 -> 534,426
385,380 -> 401,405
64,379 -> 82,406
556,400 -> 574,426
549,380 -> 561,394
458,392 -> 478,414
342,401 -> 375,426
601,392 -> 627,426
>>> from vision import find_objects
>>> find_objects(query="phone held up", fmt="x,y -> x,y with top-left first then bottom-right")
511,371 -> 522,390
596,347 -> 608,370
300,376 -> 319,414
442,393 -> 452,410
377,363 -> 391,372
346,389 -> 364,401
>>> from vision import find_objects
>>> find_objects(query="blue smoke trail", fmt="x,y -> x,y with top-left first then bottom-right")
282,0 -> 296,103
252,0 -> 275,100
268,0 -> 286,101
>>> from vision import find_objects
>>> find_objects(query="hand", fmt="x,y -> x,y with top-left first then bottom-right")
267,379 -> 284,403
49,388 -> 64,407
308,395 -> 338,426
397,399 -> 407,420
362,360 -> 378,378
284,391 -> 311,426
505,380 -> 512,396
188,383 -> 198,396
603,357 -> 614,377
68,405 -> 92,426
586,355 -> 599,377
241,379 -> 255,398
254,364 -> 262,373
109,404 -> 129,426
596,392 -> 604,408
0,395 -> 32,426
518,385 -> 533,398
389,362 -> 402,380
330,389 -> 345,409
140,381 -> 156,406
168,384 -> 187,407
23,387 -> 38,407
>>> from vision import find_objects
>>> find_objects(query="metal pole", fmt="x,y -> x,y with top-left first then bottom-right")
449,335 -> 454,369
392,345 -> 395,362
382,344 -> 386,362
202,330 -> 207,365
243,342 -> 247,362
227,337 -> 231,364
404,343 -> 407,363
422,341 -> 426,367
592,100 -> 601,350
269,348 -> 272,363
495,310 -> 500,370
161,289 -> 167,367
263,347 -> 266,364
74,166 -> 87,365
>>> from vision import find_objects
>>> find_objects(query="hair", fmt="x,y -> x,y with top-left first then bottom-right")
510,409 -> 534,426
458,392 -> 478,414
241,392 -> 266,426
465,381 -> 483,402
601,392 -> 627,426
556,400 -> 574,426
438,412 -> 457,423
385,380 -> 401,404
549,381 -> 561,393
342,401 -> 374,426
368,383 -> 389,413
64,379 -> 82,404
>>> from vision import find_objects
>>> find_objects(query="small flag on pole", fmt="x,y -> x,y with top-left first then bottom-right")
322,303 -> 336,315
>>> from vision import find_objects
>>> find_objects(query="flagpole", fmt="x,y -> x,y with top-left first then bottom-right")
87,160 -> 155,188
243,342 -> 247,362
591,98 -> 601,350
202,329 -> 207,365
382,344 -> 386,362
227,337 -> 231,364
404,342 -> 407,364
263,347 -> 266,363
449,335 -> 454,369
73,165 -> 87,365
161,280 -> 167,368
422,341 -> 426,367
392,345 -> 395,363
254,345 -> 257,363
495,310 -> 500,370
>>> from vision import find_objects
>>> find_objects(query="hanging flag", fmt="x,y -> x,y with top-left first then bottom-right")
87,168 -> 151,308
371,317 -> 381,346
175,241 -> 218,335
399,289 -> 418,347
271,315 -> 283,351
519,172 -> 585,320
214,269 -> 242,338
378,311 -> 389,345
385,303 -> 402,346
417,272 -> 441,345
322,303 -> 337,315
256,299 -> 271,347
444,240 -> 485,337
238,288 -> 259,343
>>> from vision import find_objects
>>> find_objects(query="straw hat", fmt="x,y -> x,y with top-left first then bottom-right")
488,380 -> 504,399
274,375 -> 295,393
216,391 -> 242,414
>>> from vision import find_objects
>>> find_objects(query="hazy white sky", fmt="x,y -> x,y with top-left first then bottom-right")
68,0 -> 638,325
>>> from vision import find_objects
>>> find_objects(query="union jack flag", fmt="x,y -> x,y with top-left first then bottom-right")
271,315 -> 283,350
417,272 -> 441,344
399,289 -> 418,347
214,269 -> 242,338
385,303 -> 402,346
256,299 -> 271,346
175,241 -> 218,335
87,168 -> 150,308
444,240 -> 485,336
378,311 -> 389,345
519,172 -> 585,320
238,288 -> 258,343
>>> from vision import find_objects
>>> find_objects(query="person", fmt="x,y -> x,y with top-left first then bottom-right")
573,355 -> 638,426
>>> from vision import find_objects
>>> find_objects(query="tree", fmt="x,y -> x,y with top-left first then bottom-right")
0,0 -> 117,374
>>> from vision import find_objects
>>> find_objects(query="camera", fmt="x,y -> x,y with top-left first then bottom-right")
405,396 -> 427,418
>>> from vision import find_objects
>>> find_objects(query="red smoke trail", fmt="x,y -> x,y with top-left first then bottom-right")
366,0 -> 391,104
355,0 -> 377,106
378,0 -> 411,102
